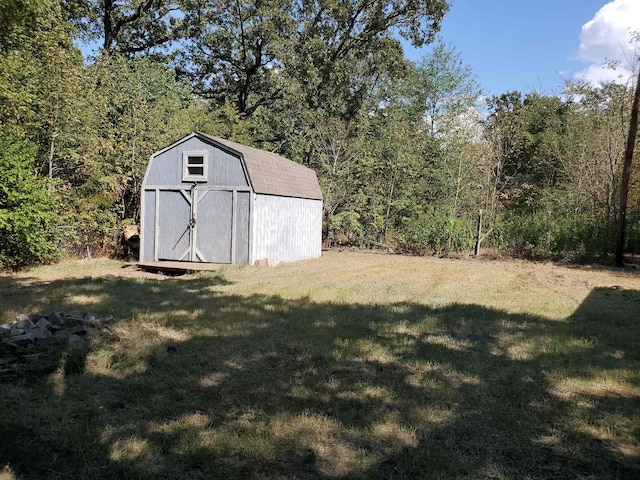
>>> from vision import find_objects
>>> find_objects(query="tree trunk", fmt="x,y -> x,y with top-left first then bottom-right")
447,154 -> 464,254
383,177 -> 396,240
103,0 -> 114,54
47,134 -> 55,192
615,67 -> 640,267
322,210 -> 330,249
545,203 -> 552,255
474,208 -> 483,256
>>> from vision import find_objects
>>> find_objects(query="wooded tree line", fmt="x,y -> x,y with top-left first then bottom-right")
0,0 -> 638,269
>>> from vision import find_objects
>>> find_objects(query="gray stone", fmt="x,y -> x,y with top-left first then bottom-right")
6,334 -> 29,343
47,311 -> 64,326
67,334 -> 86,350
37,336 -> 66,347
4,332 -> 34,344
63,315 -> 83,327
54,324 -> 88,337
26,328 -> 52,339
35,318 -> 51,329
15,314 -> 30,323
4,327 -> 51,343
10,328 -> 25,337
15,318 -> 35,330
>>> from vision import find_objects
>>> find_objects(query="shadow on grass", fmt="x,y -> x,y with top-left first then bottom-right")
0,274 -> 638,479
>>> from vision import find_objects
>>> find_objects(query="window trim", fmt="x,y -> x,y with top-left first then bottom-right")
182,150 -> 209,182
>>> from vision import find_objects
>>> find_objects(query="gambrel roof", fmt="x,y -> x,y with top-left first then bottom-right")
198,133 -> 323,201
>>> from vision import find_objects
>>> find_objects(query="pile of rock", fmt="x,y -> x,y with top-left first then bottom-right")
1,311 -> 113,377
2,312 -> 110,344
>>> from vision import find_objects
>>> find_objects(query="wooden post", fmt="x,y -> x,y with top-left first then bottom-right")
474,208 -> 483,256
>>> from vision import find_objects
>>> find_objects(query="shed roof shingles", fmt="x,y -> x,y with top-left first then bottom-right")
201,134 -> 323,201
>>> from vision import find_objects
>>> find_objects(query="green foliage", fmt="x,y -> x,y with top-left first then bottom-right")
483,81 -> 638,261
402,206 -> 475,255
329,211 -> 364,245
624,211 -> 640,254
0,0 -> 59,49
0,0 -> 80,137
551,213 -> 617,262
214,101 -> 255,145
86,54 -> 197,220
494,212 -> 548,259
66,0 -> 182,56
408,40 -> 481,136
494,209 -> 622,262
180,0 -> 448,121
0,131 -> 56,269
180,0 -> 294,116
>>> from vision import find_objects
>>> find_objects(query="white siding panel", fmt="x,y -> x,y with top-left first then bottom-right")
252,195 -> 322,264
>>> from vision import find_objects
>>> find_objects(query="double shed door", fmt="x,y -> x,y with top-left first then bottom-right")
157,187 -> 250,263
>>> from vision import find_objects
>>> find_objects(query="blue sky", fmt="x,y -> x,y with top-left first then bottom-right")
403,0 -> 640,96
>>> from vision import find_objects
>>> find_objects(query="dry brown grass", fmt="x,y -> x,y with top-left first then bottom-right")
1,251 -> 639,479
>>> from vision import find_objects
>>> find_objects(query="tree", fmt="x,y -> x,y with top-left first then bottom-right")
82,55 -> 197,221
0,0 -> 58,46
361,105 -> 425,242
406,40 -> 480,137
615,65 -> 640,266
180,0 -> 449,119
563,83 -> 630,220
391,43 -> 482,253
0,0 -> 97,187
306,113 -> 368,245
0,131 -> 56,270
179,0 -> 294,117
65,0 -> 181,56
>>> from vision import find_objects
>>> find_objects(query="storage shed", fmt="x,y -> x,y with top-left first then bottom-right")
140,132 -> 323,265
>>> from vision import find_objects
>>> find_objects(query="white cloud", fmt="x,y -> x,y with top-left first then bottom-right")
575,0 -> 639,86
578,63 -> 632,85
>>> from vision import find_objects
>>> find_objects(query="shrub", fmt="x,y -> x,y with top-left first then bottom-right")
622,210 -> 640,255
402,206 -> 475,255
329,210 -> 364,246
551,213 -> 616,262
494,212 -> 548,259
0,131 -> 56,269
494,210 -> 621,262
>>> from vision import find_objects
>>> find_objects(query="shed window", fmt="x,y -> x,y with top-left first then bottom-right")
183,151 -> 208,181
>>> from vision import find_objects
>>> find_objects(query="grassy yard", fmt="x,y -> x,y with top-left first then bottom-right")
1,251 -> 639,479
